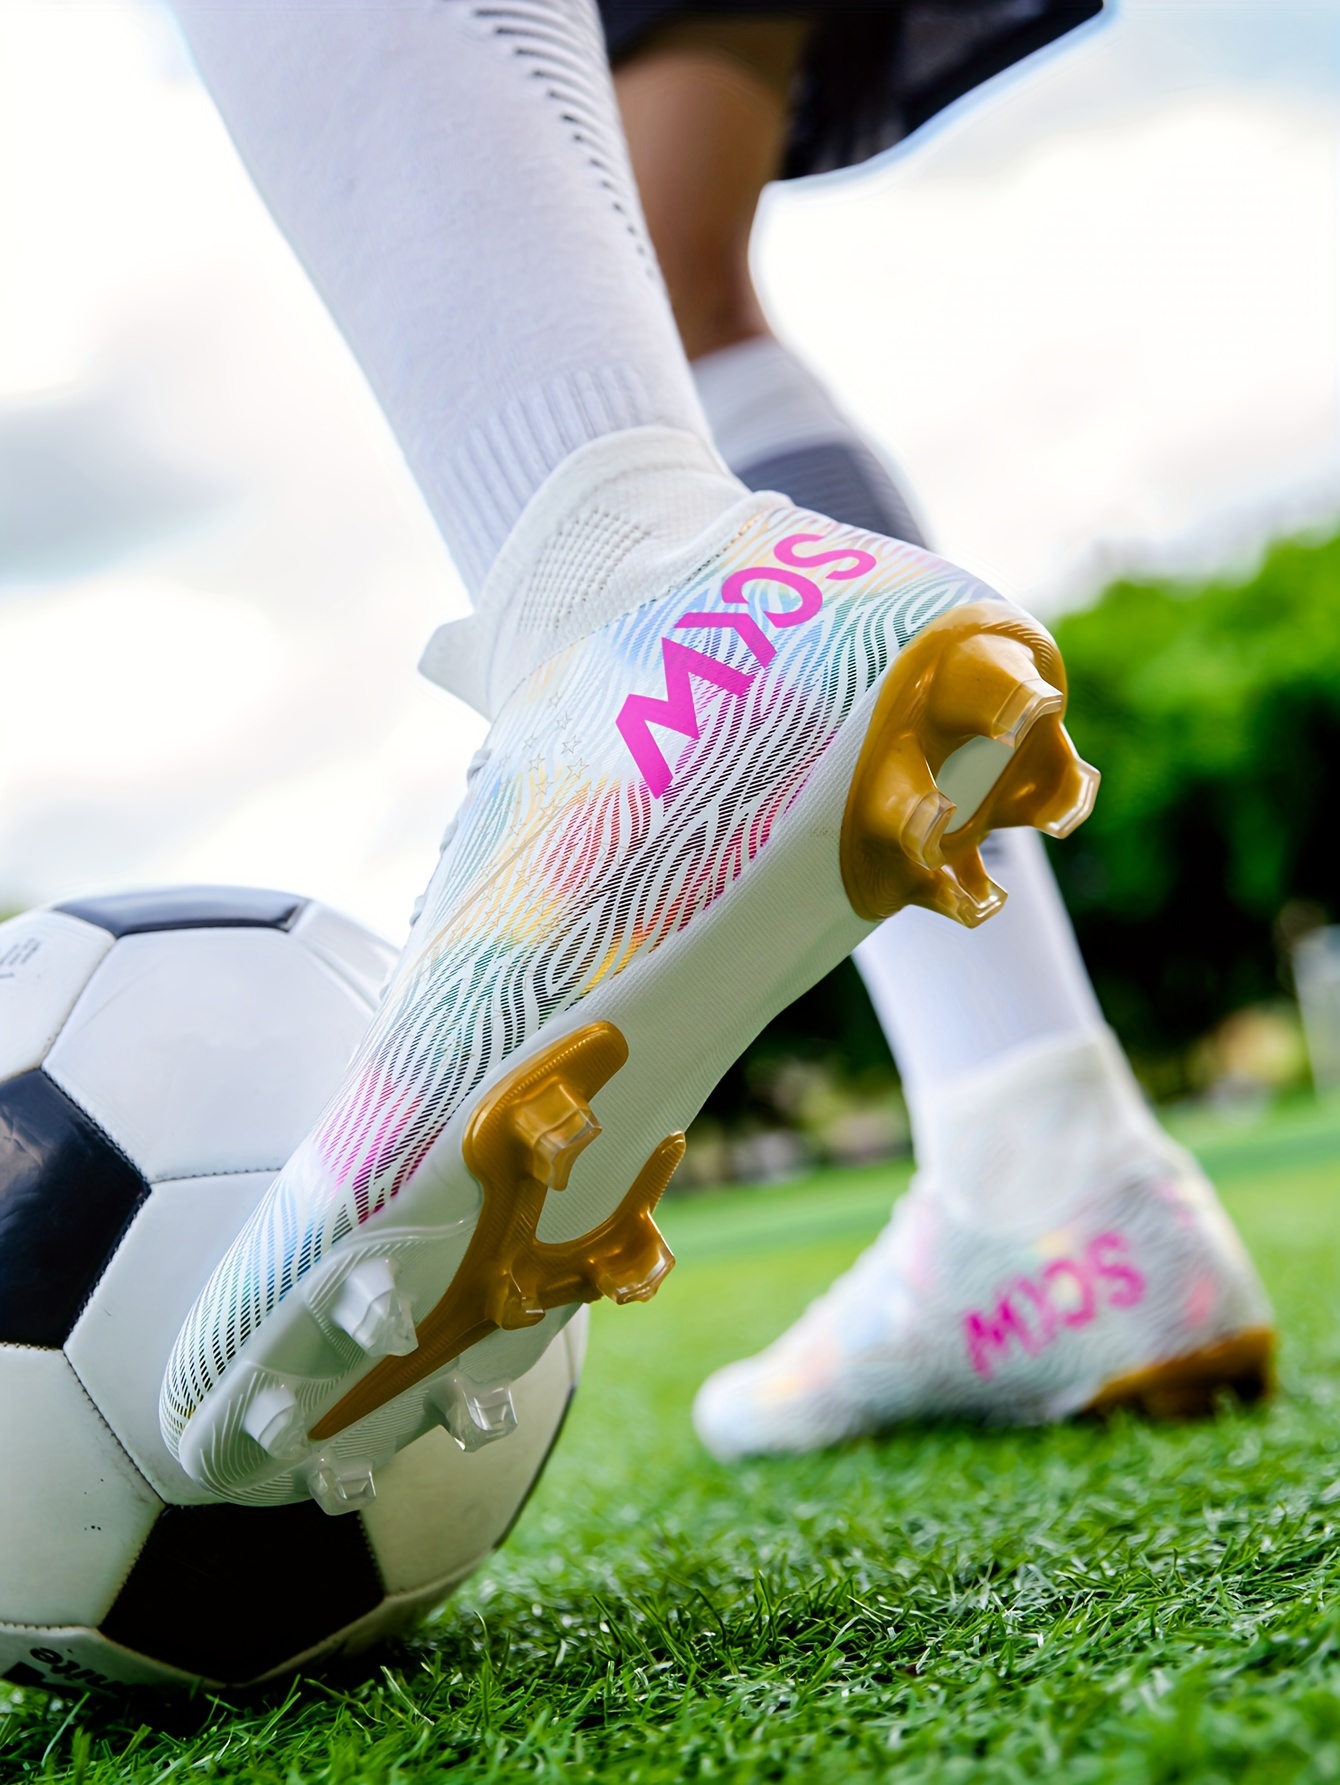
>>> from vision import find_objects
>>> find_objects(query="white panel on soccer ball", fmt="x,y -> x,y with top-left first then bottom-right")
0,1625 -> 193,1691
562,1303 -> 590,1377
0,1349 -> 160,1627
291,902 -> 397,1009
0,912 -> 113,1083
362,1329 -> 578,1596
45,928 -> 374,1181
67,1172 -> 276,1504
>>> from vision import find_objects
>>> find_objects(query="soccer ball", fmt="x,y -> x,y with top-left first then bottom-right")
0,886 -> 584,1692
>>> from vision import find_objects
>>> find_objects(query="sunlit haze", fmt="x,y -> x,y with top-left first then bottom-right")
2,1 -> 1337,939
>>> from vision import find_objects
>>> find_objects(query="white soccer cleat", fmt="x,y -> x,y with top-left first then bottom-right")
160,434 -> 1098,1505
693,1031 -> 1274,1461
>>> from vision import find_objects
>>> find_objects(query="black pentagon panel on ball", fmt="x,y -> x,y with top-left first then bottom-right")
102,1500 -> 384,1684
0,1070 -> 150,1347
52,886 -> 307,938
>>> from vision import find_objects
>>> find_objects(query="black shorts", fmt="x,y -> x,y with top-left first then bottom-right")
598,2 -> 1103,179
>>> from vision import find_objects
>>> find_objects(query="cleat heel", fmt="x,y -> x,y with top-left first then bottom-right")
991,720 -> 1100,840
241,1380 -> 307,1462
927,632 -> 1063,744
331,1257 -> 419,1360
306,1454 -> 377,1516
429,1375 -> 518,1450
842,601 -> 1099,924
1084,1327 -> 1276,1422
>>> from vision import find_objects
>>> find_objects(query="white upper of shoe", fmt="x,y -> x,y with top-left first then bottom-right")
692,1031 -> 1272,1461
161,432 -> 1016,1497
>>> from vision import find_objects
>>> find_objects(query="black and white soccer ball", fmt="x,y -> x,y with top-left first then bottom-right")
0,886 -> 583,1692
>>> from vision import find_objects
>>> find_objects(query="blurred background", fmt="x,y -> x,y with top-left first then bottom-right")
2,0 -> 1339,1183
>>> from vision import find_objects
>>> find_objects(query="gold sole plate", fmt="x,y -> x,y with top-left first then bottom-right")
311,1021 -> 681,1442
1082,1326 -> 1276,1421
841,600 -> 1099,925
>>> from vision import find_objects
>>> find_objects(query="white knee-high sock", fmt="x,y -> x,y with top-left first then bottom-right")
693,335 -> 927,548
693,336 -> 1112,1172
860,827 -> 1117,1223
854,827 -> 1106,1098
171,0 -> 721,608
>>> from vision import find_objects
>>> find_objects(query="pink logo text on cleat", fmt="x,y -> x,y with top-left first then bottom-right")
964,1231 -> 1146,1379
615,531 -> 877,796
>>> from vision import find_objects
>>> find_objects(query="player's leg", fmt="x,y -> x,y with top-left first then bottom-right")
160,0 -> 1096,1506
165,0 -> 712,610
690,339 -> 1271,1463
696,824 -> 1274,1457
605,16 -> 1272,1458
613,21 -> 926,544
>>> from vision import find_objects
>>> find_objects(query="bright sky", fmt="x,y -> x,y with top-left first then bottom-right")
1,1 -> 1338,939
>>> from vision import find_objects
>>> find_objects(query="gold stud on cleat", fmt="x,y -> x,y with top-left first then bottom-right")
841,600 -> 1099,926
309,1021 -> 681,1443
510,1079 -> 601,1190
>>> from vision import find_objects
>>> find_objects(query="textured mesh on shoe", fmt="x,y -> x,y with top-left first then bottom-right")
514,504 -> 650,650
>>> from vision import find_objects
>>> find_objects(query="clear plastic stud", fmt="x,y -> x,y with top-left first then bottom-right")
241,1380 -> 308,1461
306,1453 -> 377,1516
331,1257 -> 419,1359
428,1375 -> 518,1451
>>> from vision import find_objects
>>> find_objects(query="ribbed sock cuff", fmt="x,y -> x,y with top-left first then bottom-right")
437,364 -> 680,595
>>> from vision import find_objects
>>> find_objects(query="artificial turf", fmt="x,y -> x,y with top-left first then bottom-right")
6,1101 -> 1340,1783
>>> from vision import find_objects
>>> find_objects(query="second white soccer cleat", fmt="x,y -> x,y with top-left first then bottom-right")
693,1031 -> 1274,1460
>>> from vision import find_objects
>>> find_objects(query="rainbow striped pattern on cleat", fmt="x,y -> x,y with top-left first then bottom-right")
161,473 -> 1097,1507
693,1031 -> 1275,1460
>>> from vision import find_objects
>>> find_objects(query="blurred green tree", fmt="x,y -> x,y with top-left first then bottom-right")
701,528 -> 1340,1126
1051,529 -> 1340,1084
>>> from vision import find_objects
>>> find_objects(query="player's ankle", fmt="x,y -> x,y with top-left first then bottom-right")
910,1027 -> 1162,1232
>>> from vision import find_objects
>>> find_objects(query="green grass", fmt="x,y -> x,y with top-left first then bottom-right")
8,1106 -> 1340,1782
